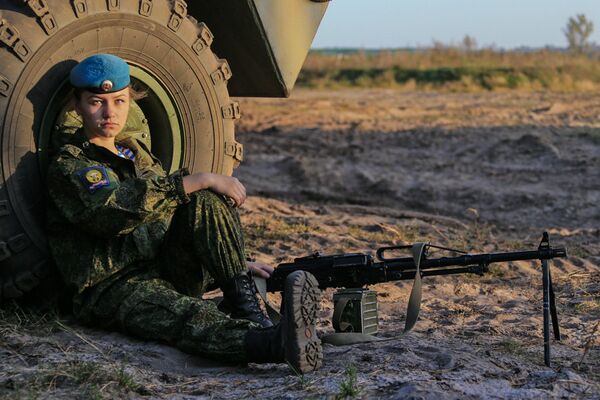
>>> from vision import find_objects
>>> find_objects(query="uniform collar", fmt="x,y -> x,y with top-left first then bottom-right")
70,128 -> 135,152
70,129 -> 127,161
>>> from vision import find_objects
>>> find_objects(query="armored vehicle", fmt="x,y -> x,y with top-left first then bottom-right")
0,0 -> 330,299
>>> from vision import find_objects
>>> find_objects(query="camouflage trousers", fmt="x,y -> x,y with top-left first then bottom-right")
73,190 -> 259,363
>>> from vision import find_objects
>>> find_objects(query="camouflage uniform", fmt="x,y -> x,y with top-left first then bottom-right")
46,130 -> 258,362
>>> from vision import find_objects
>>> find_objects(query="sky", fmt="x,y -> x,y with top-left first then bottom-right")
312,0 -> 600,49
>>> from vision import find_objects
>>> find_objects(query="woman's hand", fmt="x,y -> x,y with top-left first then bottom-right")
209,174 -> 246,207
183,172 -> 247,207
247,261 -> 274,279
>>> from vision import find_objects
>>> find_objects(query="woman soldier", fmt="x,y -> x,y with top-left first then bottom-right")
46,54 -> 322,373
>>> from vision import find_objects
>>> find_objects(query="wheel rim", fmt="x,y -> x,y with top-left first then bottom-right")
130,63 -> 183,172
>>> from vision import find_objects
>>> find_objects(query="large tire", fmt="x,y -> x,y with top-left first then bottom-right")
0,0 -> 242,300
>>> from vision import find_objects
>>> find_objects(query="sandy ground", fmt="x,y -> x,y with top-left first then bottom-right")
1,89 -> 599,399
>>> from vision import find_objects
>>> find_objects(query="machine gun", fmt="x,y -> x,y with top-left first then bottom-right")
262,232 -> 567,367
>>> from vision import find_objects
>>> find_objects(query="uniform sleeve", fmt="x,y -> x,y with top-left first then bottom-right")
47,154 -> 191,238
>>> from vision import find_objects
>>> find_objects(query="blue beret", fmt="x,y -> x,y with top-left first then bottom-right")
70,54 -> 130,93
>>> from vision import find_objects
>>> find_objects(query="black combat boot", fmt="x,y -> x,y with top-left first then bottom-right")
220,273 -> 273,328
244,271 -> 323,373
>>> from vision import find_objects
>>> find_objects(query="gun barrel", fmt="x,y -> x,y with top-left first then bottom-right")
387,247 -> 567,271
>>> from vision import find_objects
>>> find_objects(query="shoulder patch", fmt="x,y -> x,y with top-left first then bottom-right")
76,166 -> 111,193
61,144 -> 83,157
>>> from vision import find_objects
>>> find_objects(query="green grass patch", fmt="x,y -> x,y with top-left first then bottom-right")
300,49 -> 600,92
497,338 -> 525,355
574,299 -> 600,314
576,129 -> 600,145
336,364 -> 360,399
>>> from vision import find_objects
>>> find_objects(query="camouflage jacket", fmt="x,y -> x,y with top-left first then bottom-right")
46,130 -> 190,293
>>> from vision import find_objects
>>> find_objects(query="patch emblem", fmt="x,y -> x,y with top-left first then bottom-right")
77,166 -> 110,193
85,169 -> 103,184
101,80 -> 113,92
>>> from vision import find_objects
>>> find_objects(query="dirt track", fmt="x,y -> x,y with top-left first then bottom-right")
1,89 -> 599,399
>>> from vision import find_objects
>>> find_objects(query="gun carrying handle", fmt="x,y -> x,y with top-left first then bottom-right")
376,245 -> 413,261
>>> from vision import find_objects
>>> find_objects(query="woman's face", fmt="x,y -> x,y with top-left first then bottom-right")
75,87 -> 130,140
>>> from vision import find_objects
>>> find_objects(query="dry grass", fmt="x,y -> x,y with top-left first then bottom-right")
0,302 -> 58,336
347,223 -> 419,246
0,303 -> 147,399
574,300 -> 600,314
2,361 -> 145,399
245,216 -> 319,240
243,216 -> 321,251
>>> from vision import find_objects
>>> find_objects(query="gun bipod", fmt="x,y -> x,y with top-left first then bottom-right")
539,232 -> 561,367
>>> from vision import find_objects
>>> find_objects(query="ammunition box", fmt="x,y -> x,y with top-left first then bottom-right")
332,288 -> 378,335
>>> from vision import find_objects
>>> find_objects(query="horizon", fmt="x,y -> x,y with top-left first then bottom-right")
308,45 -> 594,51
312,0 -> 600,50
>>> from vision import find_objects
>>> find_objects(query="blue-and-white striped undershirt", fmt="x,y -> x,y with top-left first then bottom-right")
115,144 -> 136,161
